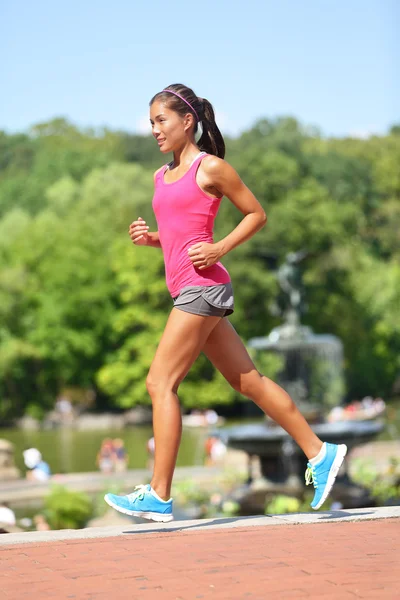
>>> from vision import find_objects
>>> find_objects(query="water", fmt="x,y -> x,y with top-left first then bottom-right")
1,401 -> 399,476
0,425 -> 208,475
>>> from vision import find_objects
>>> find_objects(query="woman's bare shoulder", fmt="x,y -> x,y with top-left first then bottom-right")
201,154 -> 226,172
201,154 -> 238,185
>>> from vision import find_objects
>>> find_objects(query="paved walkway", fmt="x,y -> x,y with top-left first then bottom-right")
1,508 -> 399,599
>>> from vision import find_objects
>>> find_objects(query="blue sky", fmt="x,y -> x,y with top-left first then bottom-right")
1,0 -> 399,138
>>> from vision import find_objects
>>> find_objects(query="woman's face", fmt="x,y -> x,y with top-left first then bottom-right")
150,100 -> 192,153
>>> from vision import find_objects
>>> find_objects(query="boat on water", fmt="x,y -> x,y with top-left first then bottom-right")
182,410 -> 225,428
327,397 -> 386,423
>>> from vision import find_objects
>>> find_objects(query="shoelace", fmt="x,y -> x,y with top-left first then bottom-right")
127,484 -> 148,502
305,463 -> 318,489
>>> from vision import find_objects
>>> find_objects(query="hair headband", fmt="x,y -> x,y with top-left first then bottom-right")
161,89 -> 200,122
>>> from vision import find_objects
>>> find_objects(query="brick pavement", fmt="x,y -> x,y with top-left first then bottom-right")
0,519 -> 399,600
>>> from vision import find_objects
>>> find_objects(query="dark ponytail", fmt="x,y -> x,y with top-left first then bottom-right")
150,84 -> 225,159
197,98 -> 225,159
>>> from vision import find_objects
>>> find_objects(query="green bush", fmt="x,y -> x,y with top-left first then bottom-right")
351,457 -> 400,505
44,485 -> 93,529
265,492 -> 316,515
173,480 -> 211,506
265,494 -> 302,515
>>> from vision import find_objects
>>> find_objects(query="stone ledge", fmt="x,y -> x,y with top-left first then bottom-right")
0,506 -> 399,546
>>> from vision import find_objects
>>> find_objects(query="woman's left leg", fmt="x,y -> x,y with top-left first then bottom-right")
203,318 -> 323,459
146,308 -> 221,500
104,309 -> 221,521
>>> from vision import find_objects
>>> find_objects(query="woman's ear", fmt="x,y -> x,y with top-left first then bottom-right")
183,113 -> 196,132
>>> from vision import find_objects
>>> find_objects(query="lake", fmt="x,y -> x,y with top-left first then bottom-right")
0,425 -> 208,475
1,400 -> 398,476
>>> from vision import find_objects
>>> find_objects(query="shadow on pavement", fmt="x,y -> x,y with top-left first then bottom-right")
318,510 -> 375,520
122,510 -> 378,534
123,514 -> 268,535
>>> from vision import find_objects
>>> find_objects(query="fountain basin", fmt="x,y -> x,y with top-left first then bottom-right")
220,420 -> 384,456
218,420 -> 384,485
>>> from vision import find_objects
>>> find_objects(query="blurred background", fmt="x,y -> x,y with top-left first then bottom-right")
0,0 -> 399,532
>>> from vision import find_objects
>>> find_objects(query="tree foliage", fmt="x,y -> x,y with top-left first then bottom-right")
0,117 -> 399,419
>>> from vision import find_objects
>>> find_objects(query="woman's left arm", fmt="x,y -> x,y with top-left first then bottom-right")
188,157 -> 267,270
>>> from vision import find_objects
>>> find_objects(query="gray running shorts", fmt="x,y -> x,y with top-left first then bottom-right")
173,283 -> 234,317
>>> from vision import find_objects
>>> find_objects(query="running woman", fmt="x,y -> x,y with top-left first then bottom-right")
104,84 -> 347,522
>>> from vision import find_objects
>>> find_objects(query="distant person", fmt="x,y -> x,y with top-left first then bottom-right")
204,436 -> 227,466
113,438 -> 128,472
0,503 -> 16,527
104,84 -> 347,522
56,396 -> 72,414
55,396 -> 73,422
96,439 -> 114,474
23,448 -> 51,482
203,409 -> 218,426
33,514 -> 51,531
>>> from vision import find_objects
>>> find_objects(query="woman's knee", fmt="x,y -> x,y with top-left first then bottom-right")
146,371 -> 179,399
227,371 -> 263,399
146,371 -> 161,398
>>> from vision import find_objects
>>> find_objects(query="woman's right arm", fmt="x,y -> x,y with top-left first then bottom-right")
146,230 -> 162,248
128,168 -> 164,249
129,218 -> 161,248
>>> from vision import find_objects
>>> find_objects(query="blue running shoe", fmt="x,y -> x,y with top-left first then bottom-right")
305,443 -> 347,510
104,484 -> 173,522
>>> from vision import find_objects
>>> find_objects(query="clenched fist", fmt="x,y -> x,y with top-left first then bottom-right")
129,217 -> 150,246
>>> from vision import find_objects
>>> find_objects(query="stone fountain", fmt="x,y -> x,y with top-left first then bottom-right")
219,252 -> 384,511
250,250 -> 345,414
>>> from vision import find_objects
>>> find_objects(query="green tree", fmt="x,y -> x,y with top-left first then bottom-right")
1,118 -> 400,418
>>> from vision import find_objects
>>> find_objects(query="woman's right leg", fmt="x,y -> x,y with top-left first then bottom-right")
202,319 -> 346,510
203,318 -> 323,459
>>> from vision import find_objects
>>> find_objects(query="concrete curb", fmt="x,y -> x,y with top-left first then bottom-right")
0,466 -> 227,507
0,506 -> 399,546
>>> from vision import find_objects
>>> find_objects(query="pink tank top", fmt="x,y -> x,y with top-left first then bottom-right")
152,152 -> 231,297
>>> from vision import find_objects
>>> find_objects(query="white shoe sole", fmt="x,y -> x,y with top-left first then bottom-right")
104,495 -> 174,522
312,444 -> 347,510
